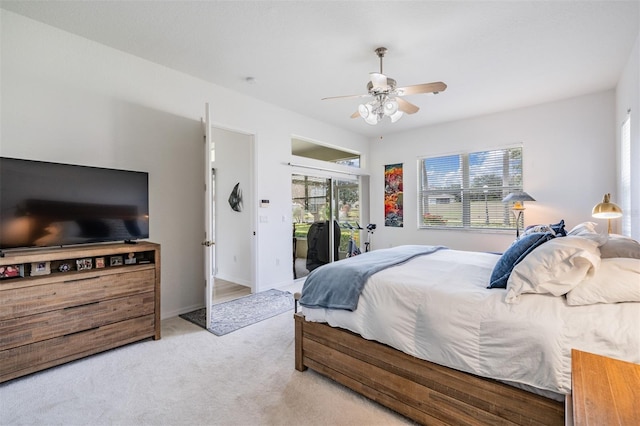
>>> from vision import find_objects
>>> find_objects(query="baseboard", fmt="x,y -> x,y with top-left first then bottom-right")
214,273 -> 251,287
163,303 -> 204,320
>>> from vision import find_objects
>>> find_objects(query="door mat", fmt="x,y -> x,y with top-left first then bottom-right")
179,289 -> 294,336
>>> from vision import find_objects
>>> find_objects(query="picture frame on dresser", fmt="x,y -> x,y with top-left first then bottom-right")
0,264 -> 24,279
110,255 -> 124,266
76,258 -> 92,271
30,261 -> 50,276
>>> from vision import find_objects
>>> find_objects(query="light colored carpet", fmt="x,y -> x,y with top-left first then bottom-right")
0,311 -> 412,425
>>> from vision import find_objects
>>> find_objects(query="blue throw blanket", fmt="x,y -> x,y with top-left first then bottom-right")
299,245 -> 447,311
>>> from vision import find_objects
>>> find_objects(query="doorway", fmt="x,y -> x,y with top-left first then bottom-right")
210,127 -> 255,303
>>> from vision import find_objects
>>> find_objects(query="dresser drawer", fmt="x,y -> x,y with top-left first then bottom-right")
0,268 -> 155,320
0,315 -> 155,382
0,292 -> 155,351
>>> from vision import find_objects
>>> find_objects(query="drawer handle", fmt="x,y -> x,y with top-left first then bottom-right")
64,301 -> 99,310
64,326 -> 100,338
63,276 -> 97,284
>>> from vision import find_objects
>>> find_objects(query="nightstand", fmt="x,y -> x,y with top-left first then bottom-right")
567,349 -> 640,425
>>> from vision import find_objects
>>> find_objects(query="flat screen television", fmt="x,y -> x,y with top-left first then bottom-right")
0,157 -> 149,251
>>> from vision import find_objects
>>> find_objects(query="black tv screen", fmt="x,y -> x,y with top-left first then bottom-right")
0,157 -> 149,250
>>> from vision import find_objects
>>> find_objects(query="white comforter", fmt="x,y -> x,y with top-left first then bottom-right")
301,249 -> 640,396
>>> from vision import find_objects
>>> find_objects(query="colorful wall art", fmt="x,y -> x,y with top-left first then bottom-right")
384,163 -> 403,227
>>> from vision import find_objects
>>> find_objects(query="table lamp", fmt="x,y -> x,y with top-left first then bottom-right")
592,193 -> 622,234
502,191 -> 536,239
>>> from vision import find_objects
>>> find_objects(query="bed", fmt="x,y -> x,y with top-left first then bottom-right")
294,225 -> 640,425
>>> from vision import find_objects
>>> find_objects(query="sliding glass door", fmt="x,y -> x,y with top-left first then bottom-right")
333,179 -> 361,257
292,174 -> 360,278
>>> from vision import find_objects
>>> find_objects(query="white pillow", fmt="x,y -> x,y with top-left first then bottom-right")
567,221 -> 608,245
568,221 -> 598,235
566,258 -> 640,305
505,236 -> 601,304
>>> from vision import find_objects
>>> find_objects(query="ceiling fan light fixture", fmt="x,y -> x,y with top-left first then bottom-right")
358,103 -> 371,119
359,102 -> 379,125
383,98 -> 399,116
389,110 -> 403,123
364,110 -> 379,125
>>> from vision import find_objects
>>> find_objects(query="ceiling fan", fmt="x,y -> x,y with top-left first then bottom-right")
322,47 -> 447,125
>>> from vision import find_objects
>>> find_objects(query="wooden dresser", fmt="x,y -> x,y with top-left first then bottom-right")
0,242 -> 160,383
567,349 -> 640,425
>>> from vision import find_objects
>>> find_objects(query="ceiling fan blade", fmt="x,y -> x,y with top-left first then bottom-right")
396,97 -> 420,114
369,72 -> 388,90
321,93 -> 370,101
396,81 -> 447,96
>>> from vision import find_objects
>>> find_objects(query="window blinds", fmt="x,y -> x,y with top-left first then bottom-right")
419,147 -> 523,230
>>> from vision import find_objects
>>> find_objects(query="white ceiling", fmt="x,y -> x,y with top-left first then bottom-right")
2,1 -> 638,138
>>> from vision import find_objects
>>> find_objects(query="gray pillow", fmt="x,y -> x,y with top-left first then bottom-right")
600,236 -> 640,259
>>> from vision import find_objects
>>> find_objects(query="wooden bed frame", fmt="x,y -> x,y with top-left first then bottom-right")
294,313 -> 564,425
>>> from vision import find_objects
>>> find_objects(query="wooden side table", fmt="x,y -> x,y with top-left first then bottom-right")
568,349 -> 640,425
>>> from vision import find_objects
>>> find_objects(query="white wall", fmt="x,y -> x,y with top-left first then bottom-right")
616,32 -> 639,241
213,128 -> 252,287
369,91 -> 616,253
0,11 -> 370,318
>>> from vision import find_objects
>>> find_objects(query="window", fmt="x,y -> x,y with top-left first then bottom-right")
419,147 -> 523,230
291,138 -> 360,168
621,115 -> 631,235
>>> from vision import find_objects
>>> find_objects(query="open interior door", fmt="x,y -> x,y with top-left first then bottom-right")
202,103 -> 214,329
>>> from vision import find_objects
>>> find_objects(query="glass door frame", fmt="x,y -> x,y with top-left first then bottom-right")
292,170 -> 365,278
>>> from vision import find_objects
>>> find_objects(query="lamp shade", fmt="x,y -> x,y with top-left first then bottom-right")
358,103 -> 378,125
383,98 -> 399,115
358,103 -> 371,119
389,110 -> 403,123
592,193 -> 623,218
502,191 -> 536,210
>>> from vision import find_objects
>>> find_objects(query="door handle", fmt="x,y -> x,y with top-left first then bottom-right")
201,240 -> 215,247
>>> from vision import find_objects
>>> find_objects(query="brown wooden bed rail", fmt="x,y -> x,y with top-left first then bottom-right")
295,313 -> 564,425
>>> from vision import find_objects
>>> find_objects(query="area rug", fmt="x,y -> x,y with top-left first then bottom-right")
179,289 -> 294,336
